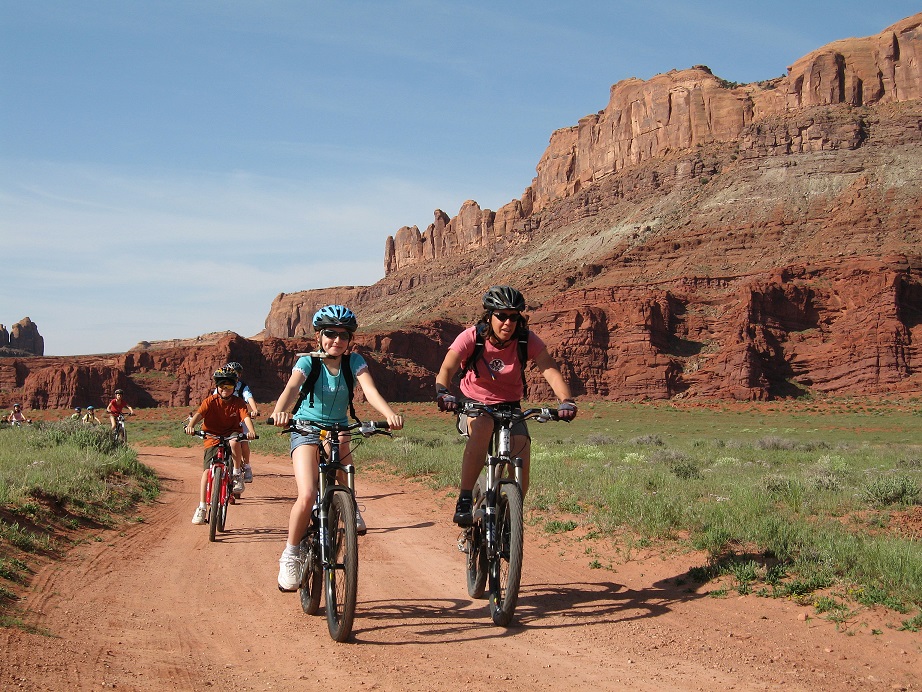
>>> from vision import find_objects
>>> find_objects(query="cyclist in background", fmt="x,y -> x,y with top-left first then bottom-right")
7,403 -> 31,425
82,406 -> 100,425
71,407 -> 83,420
270,304 -> 403,592
434,285 -> 577,525
106,389 -> 134,432
222,362 -> 259,483
184,367 -> 256,524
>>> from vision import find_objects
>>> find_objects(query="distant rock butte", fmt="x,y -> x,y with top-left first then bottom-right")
2,14 -> 921,409
0,317 -> 44,357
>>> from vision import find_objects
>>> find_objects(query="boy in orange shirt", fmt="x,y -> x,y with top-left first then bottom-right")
184,367 -> 256,524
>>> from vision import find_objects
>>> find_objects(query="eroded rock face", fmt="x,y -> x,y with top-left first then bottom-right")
3,15 -> 922,408
381,14 -> 922,273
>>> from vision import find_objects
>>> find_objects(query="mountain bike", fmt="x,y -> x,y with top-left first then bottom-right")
269,417 -> 392,642
112,412 -> 131,446
192,430 -> 255,542
455,402 -> 562,626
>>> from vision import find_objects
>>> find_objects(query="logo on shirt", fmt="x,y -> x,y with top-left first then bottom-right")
488,358 -> 506,373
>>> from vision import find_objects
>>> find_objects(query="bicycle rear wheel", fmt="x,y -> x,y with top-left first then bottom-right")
465,524 -> 487,599
208,467 -> 222,543
488,482 -> 523,626
299,534 -> 323,615
324,491 -> 358,642
465,479 -> 487,598
217,479 -> 229,533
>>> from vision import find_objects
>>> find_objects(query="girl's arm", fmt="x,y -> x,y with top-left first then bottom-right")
270,369 -> 306,426
355,370 -> 403,430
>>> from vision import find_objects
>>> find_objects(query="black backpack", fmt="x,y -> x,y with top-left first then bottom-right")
459,322 -> 530,392
292,353 -> 358,422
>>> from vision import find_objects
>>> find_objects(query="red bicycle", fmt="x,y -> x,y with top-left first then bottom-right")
192,430 -> 256,542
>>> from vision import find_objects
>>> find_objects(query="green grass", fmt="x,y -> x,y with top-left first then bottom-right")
0,419 -> 159,621
352,399 -> 922,620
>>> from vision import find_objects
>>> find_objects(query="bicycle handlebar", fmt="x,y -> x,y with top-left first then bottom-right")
189,430 -> 259,442
458,401 -> 561,423
267,417 -> 392,436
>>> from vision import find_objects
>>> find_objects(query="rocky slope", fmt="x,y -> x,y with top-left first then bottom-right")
2,14 -> 921,409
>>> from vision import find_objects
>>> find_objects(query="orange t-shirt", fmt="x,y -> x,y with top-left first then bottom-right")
196,393 -> 249,447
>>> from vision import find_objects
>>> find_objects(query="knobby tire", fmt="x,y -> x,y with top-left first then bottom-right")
466,479 -> 487,598
488,482 -> 523,626
208,466 -> 222,543
325,491 -> 358,642
299,535 -> 323,615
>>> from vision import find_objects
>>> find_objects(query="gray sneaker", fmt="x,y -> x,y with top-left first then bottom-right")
355,508 -> 367,536
232,474 -> 245,495
243,464 -> 253,482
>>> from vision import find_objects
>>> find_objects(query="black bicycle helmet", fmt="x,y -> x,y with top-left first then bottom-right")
312,305 -> 358,333
213,366 -> 238,385
226,361 -> 243,375
482,285 -> 525,311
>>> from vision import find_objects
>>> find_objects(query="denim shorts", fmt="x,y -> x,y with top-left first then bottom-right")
290,425 -> 322,455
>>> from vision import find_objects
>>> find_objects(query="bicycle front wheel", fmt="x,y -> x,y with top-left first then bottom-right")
324,491 -> 358,642
116,424 -> 127,446
488,482 -> 523,626
299,535 -> 323,615
208,467 -> 222,543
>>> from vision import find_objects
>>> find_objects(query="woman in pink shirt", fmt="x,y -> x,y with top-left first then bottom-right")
434,286 -> 577,525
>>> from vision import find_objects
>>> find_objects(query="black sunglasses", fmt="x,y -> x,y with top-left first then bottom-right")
321,329 -> 352,340
493,311 -> 521,323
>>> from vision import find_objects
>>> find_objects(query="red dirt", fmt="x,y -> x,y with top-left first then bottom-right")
2,445 -> 920,691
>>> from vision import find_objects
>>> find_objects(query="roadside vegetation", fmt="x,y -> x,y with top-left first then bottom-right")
4,398 -> 921,634
0,420 -> 158,628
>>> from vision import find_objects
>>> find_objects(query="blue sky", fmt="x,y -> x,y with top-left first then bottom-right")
2,1 -> 918,355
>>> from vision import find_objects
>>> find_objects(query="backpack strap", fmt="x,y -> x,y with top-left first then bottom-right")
292,354 -> 358,422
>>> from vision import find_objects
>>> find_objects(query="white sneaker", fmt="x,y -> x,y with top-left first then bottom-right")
278,553 -> 302,592
232,474 -> 245,494
192,506 -> 206,525
355,508 -> 367,536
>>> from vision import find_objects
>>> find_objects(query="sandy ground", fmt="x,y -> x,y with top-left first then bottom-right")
2,445 -> 920,691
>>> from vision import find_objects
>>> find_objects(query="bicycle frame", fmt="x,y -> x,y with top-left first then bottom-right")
272,417 -> 390,642
193,430 -> 251,541
458,402 -> 559,626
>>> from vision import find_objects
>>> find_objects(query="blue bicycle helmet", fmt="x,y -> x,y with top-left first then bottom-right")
312,305 -> 358,333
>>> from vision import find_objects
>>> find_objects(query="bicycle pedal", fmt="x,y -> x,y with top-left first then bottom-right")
229,496 -> 236,504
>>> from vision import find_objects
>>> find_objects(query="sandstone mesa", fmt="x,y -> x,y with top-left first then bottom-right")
2,14 -> 921,409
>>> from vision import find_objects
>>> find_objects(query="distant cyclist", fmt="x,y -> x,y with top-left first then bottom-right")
82,406 -> 100,425
220,362 -> 259,483
106,389 -> 134,432
7,403 -> 31,425
270,304 -> 404,591
434,285 -> 577,525
71,407 -> 83,420
185,367 -> 257,524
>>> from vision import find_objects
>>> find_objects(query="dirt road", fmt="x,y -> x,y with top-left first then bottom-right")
2,446 -> 919,691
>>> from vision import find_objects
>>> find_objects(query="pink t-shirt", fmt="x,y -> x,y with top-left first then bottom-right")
450,326 -> 545,404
